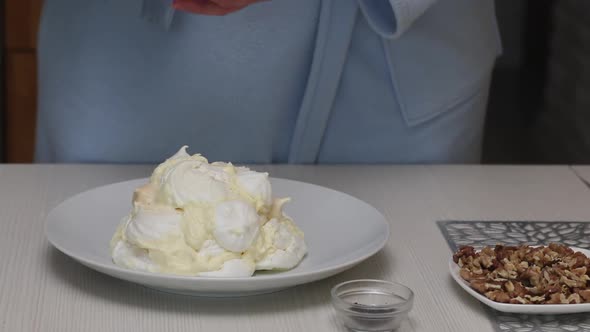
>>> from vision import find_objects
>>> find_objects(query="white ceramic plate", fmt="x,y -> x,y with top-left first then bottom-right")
449,247 -> 590,314
46,178 -> 389,297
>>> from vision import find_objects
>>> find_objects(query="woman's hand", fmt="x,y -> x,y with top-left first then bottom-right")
172,0 -> 268,16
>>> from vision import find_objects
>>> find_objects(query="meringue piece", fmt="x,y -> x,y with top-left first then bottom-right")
150,146 -> 208,184
235,167 -> 272,207
197,259 -> 255,278
124,206 -> 184,249
255,218 -> 307,270
198,162 -> 233,183
111,240 -> 157,272
159,159 -> 229,207
170,145 -> 190,159
213,200 -> 260,253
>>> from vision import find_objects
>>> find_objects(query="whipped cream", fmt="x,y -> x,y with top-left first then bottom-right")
110,146 -> 306,277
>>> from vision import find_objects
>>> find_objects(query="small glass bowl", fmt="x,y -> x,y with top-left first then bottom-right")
331,279 -> 414,332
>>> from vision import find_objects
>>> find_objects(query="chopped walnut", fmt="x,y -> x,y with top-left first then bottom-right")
504,280 -> 515,292
485,290 -> 511,303
525,295 -> 546,303
568,293 -> 582,304
547,293 -> 563,304
510,296 -> 527,304
578,289 -> 590,301
470,280 -> 487,293
454,243 -> 590,304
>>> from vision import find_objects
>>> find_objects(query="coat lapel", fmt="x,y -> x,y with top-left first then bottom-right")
288,0 -> 358,163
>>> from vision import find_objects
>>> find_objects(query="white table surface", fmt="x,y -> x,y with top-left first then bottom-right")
572,166 -> 590,187
2,164 -> 590,332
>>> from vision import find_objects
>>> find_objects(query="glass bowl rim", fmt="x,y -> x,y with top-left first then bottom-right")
331,279 -> 414,316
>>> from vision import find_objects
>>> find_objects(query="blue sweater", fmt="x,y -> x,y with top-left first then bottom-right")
36,0 -> 501,163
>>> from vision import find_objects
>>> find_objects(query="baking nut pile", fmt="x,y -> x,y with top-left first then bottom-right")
453,243 -> 590,304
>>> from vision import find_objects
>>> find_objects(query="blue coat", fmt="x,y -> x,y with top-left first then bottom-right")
36,0 -> 501,163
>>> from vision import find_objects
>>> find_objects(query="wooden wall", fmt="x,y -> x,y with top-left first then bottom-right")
3,0 -> 43,162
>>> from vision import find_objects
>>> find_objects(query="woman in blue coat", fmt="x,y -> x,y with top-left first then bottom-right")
36,0 -> 501,163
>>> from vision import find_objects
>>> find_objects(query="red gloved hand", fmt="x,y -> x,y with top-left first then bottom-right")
172,0 -> 269,16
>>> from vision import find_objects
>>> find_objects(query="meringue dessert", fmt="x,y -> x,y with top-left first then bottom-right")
110,146 -> 307,277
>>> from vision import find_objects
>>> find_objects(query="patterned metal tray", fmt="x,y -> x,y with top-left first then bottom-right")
438,221 -> 590,332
